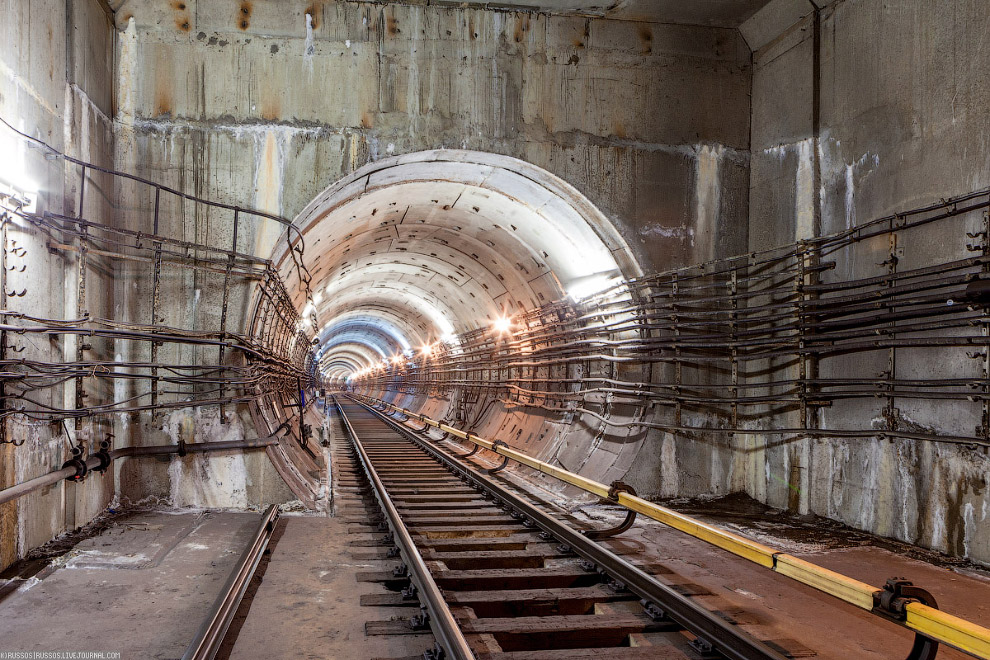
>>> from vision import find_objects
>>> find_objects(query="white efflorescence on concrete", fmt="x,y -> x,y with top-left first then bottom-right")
163,408 -> 251,509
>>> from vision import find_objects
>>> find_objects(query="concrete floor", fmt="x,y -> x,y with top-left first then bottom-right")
0,496 -> 987,659
0,509 -> 259,659
225,515 -> 432,660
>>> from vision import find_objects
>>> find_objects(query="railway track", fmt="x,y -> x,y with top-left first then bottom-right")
333,395 -> 792,660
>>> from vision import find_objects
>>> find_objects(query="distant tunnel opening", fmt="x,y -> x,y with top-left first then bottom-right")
261,150 -> 647,498
275,150 -> 641,382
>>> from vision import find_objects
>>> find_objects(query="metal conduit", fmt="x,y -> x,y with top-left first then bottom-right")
0,437 -> 279,506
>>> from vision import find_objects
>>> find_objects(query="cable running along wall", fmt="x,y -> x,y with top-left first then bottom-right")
350,188 -> 990,452
0,120 -> 321,476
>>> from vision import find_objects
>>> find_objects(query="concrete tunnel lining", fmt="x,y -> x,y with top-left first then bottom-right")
254,149 -> 648,504
6,1 -> 990,652
274,150 -> 643,383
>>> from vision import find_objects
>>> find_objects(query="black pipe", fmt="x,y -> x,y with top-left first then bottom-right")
0,437 -> 279,506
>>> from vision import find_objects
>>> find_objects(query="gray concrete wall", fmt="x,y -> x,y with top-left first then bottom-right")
113,0 -> 753,273
0,0 -> 117,571
111,0 -> 754,505
8,0 -> 988,572
745,0 -> 990,564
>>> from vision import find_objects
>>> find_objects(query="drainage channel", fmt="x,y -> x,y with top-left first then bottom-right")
334,394 -> 790,660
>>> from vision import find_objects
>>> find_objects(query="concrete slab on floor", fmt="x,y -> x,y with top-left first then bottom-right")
0,509 -> 259,659
225,515 -> 432,660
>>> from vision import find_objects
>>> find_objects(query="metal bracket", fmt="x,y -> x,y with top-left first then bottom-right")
487,440 -> 510,474
641,599 -> 669,622
872,578 -> 940,660
582,481 -> 639,540
455,430 -> 480,458
409,606 -> 430,631
422,642 -> 445,660
62,445 -> 88,482
690,636 -> 716,657
91,439 -> 112,474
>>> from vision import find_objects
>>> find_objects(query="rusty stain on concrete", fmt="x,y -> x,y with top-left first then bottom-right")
172,0 -> 190,32
639,26 -> 653,54
305,4 -> 321,29
239,1 -> 253,30
256,130 -> 284,215
386,14 -> 399,36
513,15 -> 530,43
260,95 -> 280,121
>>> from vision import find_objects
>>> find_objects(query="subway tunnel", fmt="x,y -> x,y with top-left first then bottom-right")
1,0 -> 990,658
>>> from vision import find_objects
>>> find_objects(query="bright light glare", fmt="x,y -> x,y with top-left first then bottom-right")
0,131 -> 39,213
568,273 -> 620,302
421,344 -> 433,356
492,316 -> 513,334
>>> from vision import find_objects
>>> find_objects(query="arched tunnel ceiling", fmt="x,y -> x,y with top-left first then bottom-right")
275,150 -> 641,380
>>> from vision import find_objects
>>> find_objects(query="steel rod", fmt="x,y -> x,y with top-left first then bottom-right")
181,504 -> 280,660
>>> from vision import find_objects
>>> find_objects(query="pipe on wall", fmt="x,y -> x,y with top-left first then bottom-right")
0,437 -> 279,506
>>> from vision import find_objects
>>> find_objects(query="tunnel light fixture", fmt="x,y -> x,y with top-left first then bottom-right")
567,271 -> 622,303
492,315 -> 513,335
0,180 -> 37,215
0,128 -> 40,216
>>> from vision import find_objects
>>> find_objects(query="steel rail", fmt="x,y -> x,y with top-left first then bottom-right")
360,395 -> 990,659
346,395 -> 789,660
182,504 -> 281,660
332,396 -> 475,660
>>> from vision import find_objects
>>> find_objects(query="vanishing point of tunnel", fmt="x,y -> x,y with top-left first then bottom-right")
1,1 -> 989,659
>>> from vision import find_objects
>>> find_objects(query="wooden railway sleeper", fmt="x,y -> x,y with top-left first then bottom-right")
346,396 -> 789,660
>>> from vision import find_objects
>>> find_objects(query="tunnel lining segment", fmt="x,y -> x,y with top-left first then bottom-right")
280,150 -> 642,381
